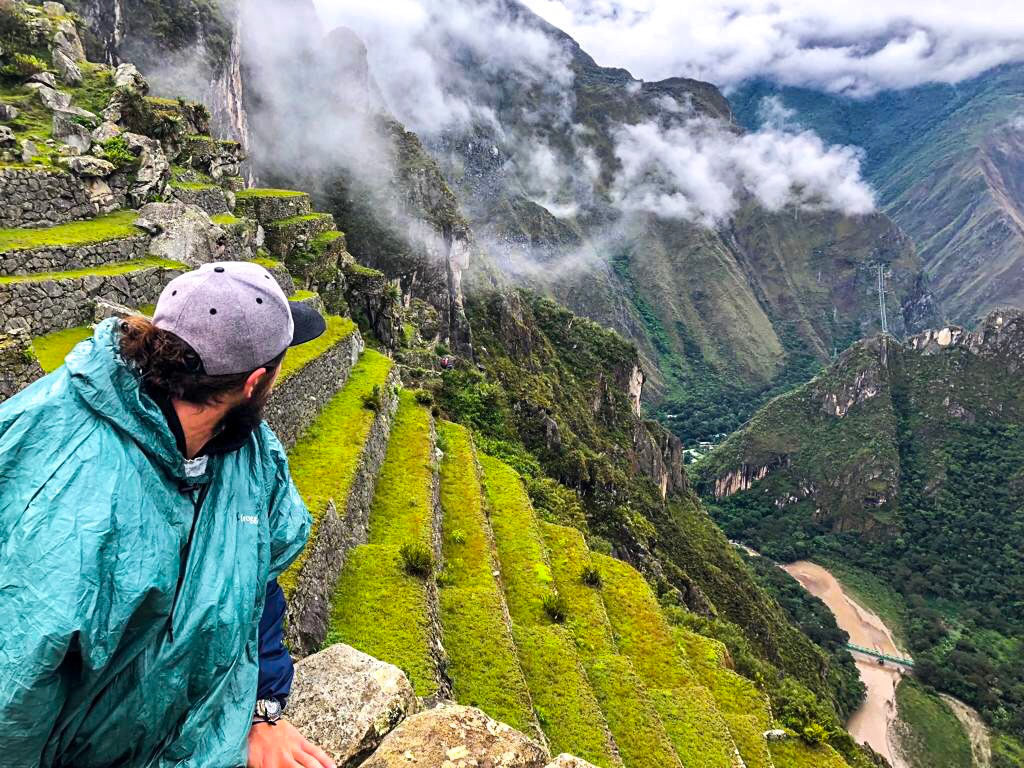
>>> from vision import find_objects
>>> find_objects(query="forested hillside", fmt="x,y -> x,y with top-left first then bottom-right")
697,311 -> 1024,766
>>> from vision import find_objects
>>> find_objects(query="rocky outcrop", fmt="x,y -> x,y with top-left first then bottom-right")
545,757 -> 601,768
632,420 -> 686,499
359,704 -> 549,768
135,202 -> 227,266
287,644 -> 418,767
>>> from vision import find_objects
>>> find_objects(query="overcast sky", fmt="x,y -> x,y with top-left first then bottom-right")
519,0 -> 1024,96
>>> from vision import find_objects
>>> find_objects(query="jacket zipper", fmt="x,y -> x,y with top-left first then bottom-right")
168,482 -> 212,643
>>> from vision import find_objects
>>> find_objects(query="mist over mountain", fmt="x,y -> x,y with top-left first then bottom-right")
731,65 -> 1024,327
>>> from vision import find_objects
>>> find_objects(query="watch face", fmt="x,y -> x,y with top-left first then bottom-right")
257,699 -> 282,719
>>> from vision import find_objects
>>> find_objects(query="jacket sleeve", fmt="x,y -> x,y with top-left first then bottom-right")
257,580 -> 294,701
263,427 -> 311,581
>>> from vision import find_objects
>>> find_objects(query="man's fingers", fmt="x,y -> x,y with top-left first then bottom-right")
292,748 -> 326,768
301,739 -> 336,768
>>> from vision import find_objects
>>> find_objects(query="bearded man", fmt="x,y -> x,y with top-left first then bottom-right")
0,262 -> 336,768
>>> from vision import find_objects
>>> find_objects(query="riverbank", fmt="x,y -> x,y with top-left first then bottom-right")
783,560 -> 910,768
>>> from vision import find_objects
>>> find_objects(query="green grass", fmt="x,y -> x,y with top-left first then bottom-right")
479,455 -> 555,626
249,256 -> 282,270
235,188 -> 307,198
768,739 -> 850,768
367,390 -> 434,549
325,544 -> 437,696
169,180 -> 218,191
648,687 -> 737,768
0,257 -> 185,285
264,213 -> 332,230
281,349 -> 393,596
437,422 -> 537,735
512,625 -> 620,767
277,315 -> 354,384
0,211 -> 141,253
892,679 -> 972,768
591,554 -> 697,690
31,325 -> 92,373
288,289 -> 317,302
586,655 -> 682,768
541,522 -> 615,658
311,231 -> 342,250
211,214 -> 239,226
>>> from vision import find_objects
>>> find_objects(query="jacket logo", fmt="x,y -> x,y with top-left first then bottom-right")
239,514 -> 259,525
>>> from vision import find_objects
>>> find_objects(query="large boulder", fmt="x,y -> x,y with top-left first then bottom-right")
53,47 -> 82,85
135,202 -> 226,266
59,154 -> 115,177
286,644 -> 417,767
52,113 -> 92,153
113,63 -> 148,95
121,132 -> 169,206
53,18 -> 86,61
360,704 -> 549,768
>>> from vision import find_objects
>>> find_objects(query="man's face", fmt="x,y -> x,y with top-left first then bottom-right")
217,365 -> 280,436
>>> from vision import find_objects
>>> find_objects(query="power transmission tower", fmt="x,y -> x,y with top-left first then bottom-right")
880,264 -> 888,335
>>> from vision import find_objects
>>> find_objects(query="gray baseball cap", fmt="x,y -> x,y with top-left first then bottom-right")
153,261 -> 327,375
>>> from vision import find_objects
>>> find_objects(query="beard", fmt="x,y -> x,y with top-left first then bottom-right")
215,373 -> 275,443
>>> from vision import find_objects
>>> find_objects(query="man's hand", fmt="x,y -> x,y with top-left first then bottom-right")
247,720 -> 336,768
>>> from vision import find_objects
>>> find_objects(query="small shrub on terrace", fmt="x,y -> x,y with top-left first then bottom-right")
542,591 -> 567,623
362,384 -> 383,412
399,542 -> 433,578
449,528 -> 467,545
414,390 -> 433,406
102,136 -> 136,169
581,565 -> 602,587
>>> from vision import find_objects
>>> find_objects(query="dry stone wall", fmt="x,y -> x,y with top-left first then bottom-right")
265,329 -> 363,450
0,235 -> 149,277
0,168 -> 96,228
0,265 -> 183,336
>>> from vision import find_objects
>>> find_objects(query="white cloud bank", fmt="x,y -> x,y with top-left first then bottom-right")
612,117 -> 875,225
309,0 -> 876,225
521,0 -> 1024,96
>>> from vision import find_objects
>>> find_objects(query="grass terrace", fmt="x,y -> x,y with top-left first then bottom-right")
289,289 -> 317,302
235,188 -> 307,199
277,315 -> 355,384
212,214 -> 239,226
586,654 -> 682,768
281,349 -> 393,596
512,624 -> 620,768
367,390 -> 435,549
0,211 -> 141,253
649,687 -> 737,768
0,257 -> 184,285
437,422 -> 536,735
325,543 -> 436,696
768,739 -> 850,768
479,455 -> 555,626
31,325 -> 92,372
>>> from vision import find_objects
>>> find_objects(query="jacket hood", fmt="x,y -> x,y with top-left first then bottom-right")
64,318 -> 207,486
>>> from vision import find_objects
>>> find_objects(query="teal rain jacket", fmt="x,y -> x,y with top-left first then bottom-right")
0,319 -> 311,767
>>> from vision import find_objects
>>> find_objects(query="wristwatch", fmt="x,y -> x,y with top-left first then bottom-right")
253,697 -> 285,725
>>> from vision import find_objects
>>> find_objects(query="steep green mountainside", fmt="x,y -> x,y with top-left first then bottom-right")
0,3 -> 875,766
411,0 -> 938,443
696,310 -> 1024,763
730,65 -> 1024,327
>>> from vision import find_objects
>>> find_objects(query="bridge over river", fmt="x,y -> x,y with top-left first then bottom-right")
846,642 -> 915,669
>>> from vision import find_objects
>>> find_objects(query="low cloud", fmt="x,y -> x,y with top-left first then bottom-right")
611,117 -> 876,225
521,0 -> 1024,96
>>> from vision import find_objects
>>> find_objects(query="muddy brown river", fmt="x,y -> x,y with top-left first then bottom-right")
783,561 -> 910,768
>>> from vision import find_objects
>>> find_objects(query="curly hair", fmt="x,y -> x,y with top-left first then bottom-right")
119,315 -> 285,405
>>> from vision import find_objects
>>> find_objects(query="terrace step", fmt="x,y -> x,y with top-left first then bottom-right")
0,210 -> 147,276
593,553 -> 746,768
436,422 -> 540,740
768,739 -> 850,768
324,390 -> 447,698
233,188 -> 312,224
479,456 -> 622,768
541,522 -> 682,768
263,213 -> 335,261
29,298 -> 156,374
0,258 -> 184,336
283,348 -> 399,657
168,182 -> 230,215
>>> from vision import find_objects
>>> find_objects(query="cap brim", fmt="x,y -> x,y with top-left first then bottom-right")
289,301 -> 328,347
